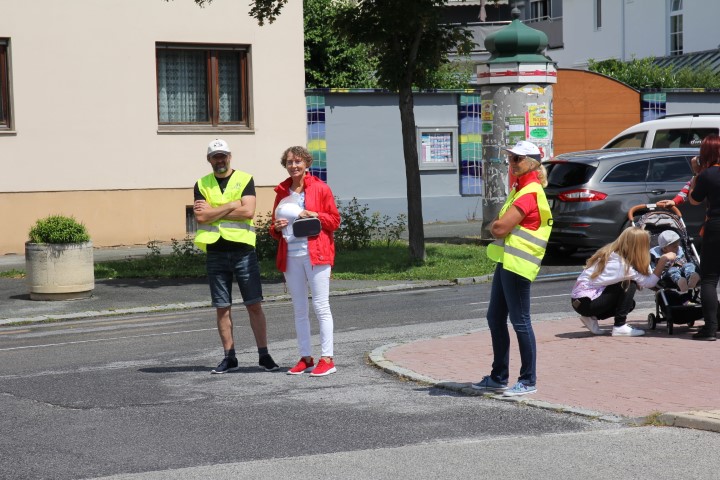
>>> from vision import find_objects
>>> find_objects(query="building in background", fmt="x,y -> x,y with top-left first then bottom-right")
548,0 -> 719,71
0,0 -> 305,255
449,0 -> 720,81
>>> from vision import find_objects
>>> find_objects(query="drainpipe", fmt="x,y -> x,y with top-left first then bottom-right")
621,0 -> 626,62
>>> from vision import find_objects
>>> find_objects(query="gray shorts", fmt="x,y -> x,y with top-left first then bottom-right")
206,249 -> 263,308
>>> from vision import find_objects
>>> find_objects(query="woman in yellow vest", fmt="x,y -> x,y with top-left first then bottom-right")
473,141 -> 552,397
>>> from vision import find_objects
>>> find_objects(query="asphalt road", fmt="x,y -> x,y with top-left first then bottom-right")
2,281 -> 720,479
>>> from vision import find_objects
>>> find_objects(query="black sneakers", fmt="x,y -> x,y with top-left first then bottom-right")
211,356 -> 239,374
211,354 -> 280,373
259,353 -> 280,371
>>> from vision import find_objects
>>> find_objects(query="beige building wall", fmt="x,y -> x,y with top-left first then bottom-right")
0,0 -> 305,254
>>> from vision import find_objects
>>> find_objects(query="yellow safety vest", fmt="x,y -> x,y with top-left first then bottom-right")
194,170 -> 256,252
486,182 -> 552,282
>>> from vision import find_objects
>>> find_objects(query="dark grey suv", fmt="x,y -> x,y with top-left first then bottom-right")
543,148 -> 703,252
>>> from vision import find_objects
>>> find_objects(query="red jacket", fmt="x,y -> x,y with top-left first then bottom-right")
270,174 -> 341,272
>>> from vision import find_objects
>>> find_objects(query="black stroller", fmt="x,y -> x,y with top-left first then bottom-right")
630,204 -> 704,334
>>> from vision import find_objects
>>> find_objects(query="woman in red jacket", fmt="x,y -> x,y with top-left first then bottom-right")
270,146 -> 341,376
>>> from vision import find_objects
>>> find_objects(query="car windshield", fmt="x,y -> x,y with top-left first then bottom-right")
545,162 -> 596,188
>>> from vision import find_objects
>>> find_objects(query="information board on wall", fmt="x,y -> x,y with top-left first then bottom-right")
421,132 -> 454,164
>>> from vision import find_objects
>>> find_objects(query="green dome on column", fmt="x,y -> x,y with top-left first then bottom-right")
485,19 -> 553,64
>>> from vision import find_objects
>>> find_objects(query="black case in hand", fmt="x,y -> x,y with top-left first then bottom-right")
292,217 -> 321,237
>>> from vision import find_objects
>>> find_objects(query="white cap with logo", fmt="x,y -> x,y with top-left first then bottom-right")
207,139 -> 231,156
504,140 -> 541,161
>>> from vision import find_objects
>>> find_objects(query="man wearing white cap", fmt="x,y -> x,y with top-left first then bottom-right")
650,229 -> 699,293
194,139 -> 279,374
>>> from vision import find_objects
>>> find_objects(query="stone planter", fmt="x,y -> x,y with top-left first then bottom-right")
25,241 -> 95,300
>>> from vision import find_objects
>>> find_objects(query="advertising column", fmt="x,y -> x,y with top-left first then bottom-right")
476,14 -> 557,239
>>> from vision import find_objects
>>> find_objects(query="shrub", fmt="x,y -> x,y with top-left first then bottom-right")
28,215 -> 90,244
254,212 -> 278,261
370,211 -> 408,247
335,197 -> 407,250
170,236 -> 202,258
335,197 -> 373,250
231,199 -> 407,257
588,56 -> 720,89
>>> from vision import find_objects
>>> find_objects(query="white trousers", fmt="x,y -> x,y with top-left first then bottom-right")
284,255 -> 334,358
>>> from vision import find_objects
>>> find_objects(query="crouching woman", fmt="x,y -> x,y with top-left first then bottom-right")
571,227 -> 674,337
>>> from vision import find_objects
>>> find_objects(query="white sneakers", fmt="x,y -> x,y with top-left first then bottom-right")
612,324 -> 645,337
579,316 -> 602,335
688,272 -> 700,290
580,317 -> 645,337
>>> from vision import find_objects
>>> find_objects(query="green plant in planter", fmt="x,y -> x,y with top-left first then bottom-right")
28,215 -> 90,244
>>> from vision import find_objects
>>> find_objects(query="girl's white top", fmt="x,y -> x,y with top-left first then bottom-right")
571,252 -> 660,300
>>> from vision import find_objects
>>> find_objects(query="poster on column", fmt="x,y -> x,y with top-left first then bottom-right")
527,104 -> 549,141
506,116 -> 525,144
481,100 -> 493,134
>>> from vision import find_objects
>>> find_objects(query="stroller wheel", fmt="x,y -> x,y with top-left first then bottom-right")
647,313 -> 657,330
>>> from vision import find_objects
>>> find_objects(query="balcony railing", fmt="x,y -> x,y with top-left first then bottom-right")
523,16 -> 564,49
455,17 -> 563,52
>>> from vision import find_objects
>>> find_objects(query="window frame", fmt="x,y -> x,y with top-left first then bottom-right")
669,0 -> 683,56
593,0 -> 602,30
0,39 -> 11,131
529,0 -> 551,21
647,156 -> 694,183
417,127 -> 459,171
155,43 -> 252,132
601,160 -> 650,183
604,131 -> 647,149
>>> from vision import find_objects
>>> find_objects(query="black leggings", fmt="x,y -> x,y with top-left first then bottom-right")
700,225 -> 720,334
571,282 -> 637,327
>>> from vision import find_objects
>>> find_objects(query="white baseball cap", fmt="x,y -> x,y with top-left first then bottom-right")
504,140 -> 541,161
658,230 -> 681,248
207,139 -> 231,156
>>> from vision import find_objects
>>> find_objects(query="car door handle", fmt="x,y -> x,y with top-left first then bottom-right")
650,189 -> 667,195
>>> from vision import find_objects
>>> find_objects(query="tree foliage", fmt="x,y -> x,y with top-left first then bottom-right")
181,0 -> 289,25
331,0 -> 474,261
333,1 -> 474,91
304,0 -> 378,88
588,57 -> 720,90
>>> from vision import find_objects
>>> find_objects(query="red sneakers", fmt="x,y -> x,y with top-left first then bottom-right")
287,357 -> 314,375
309,358 -> 337,377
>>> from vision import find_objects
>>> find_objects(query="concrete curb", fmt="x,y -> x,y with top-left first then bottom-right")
368,343 -> 626,424
0,280 -> 453,326
658,410 -> 720,432
368,342 -> 720,432
454,271 -> 582,286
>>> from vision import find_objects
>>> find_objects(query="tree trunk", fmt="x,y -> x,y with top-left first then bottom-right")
398,84 -> 426,262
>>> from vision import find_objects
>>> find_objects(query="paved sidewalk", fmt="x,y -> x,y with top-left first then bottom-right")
369,311 -> 720,433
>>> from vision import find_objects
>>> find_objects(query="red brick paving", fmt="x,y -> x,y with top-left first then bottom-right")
384,313 -> 720,418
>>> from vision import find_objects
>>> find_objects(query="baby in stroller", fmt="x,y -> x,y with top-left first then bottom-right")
650,230 -> 700,293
